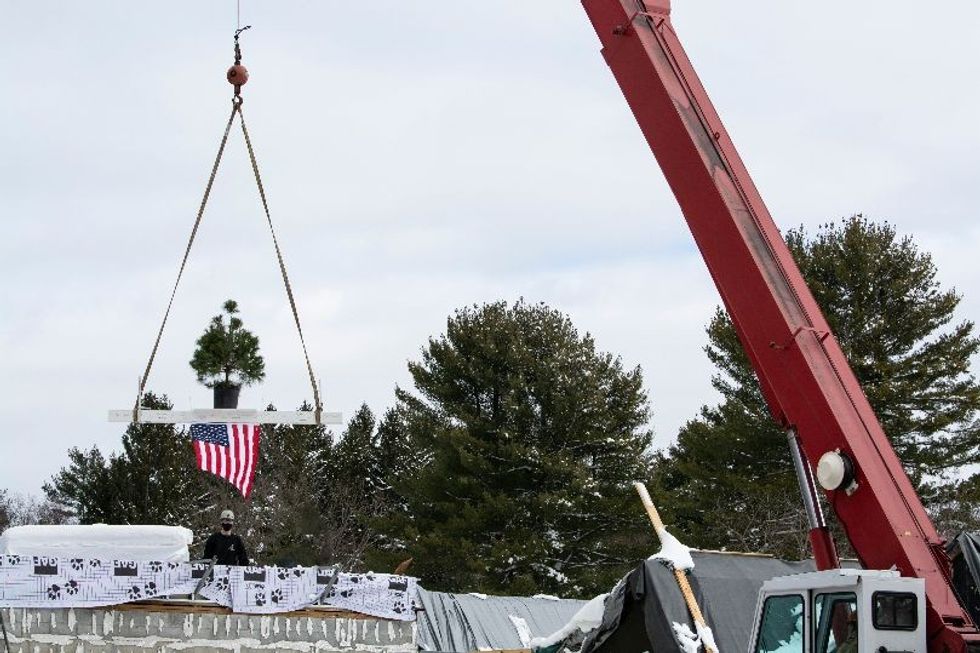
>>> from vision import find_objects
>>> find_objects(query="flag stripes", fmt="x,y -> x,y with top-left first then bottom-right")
191,423 -> 260,499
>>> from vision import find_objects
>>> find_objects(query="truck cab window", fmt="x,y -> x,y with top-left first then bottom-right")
755,595 -> 805,653
873,592 -> 917,630
814,593 -> 858,653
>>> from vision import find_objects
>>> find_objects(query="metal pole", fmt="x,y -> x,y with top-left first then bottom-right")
313,568 -> 340,605
193,557 -> 218,599
0,608 -> 12,653
787,429 -> 839,569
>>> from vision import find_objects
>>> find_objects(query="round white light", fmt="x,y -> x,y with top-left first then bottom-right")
816,451 -> 847,491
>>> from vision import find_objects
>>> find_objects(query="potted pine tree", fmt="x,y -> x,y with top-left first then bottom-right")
190,300 -> 265,409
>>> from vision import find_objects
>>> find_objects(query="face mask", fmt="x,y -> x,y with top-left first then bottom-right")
221,523 -> 233,532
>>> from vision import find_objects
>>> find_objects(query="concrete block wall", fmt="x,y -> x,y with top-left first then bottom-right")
0,604 -> 416,652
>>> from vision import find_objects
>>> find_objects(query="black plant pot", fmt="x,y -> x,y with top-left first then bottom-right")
213,384 -> 241,409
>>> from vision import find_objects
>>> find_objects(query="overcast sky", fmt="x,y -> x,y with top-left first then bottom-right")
2,2 -> 979,497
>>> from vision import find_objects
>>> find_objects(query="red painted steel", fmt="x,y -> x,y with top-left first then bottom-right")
809,526 -> 839,572
579,1 -> 979,651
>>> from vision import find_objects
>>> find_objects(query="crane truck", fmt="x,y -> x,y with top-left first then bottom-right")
578,2 -> 980,653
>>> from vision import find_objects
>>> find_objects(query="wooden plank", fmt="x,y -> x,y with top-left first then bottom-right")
117,599 -> 382,620
108,409 -> 343,425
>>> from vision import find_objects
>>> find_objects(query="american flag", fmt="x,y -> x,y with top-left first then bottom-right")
190,423 -> 260,499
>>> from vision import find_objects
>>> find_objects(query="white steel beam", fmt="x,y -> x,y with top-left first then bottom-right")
107,409 -> 343,425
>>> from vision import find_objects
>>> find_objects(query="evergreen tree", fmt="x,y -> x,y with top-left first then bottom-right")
315,404 -> 393,569
44,394 -> 389,566
200,402 -> 388,569
44,446 -> 127,524
374,300 -> 653,596
190,299 -> 265,389
116,395 -> 205,524
930,476 -> 980,535
44,393 -> 206,527
373,407 -> 419,508
656,216 -> 980,555
197,402 -> 334,566
330,404 -> 382,494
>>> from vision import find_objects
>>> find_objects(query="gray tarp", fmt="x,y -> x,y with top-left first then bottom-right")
415,551 -> 832,652
582,552 -> 816,653
416,589 -> 586,652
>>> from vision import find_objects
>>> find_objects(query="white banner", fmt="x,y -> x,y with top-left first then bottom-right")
220,566 -> 416,618
0,555 -> 198,607
0,555 -> 417,621
321,570 -> 415,619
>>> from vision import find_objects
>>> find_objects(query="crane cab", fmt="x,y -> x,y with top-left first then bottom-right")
749,569 -> 925,653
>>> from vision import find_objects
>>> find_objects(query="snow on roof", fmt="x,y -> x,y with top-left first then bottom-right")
0,525 -> 194,562
529,592 -> 608,649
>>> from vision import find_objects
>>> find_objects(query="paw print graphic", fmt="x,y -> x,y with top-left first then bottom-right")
270,588 -> 283,604
167,562 -> 180,570
128,586 -> 142,600
339,589 -> 353,598
292,568 -> 303,578
214,577 -> 229,592
65,580 -> 80,596
144,581 -> 157,597
254,592 -> 266,607
47,584 -> 61,600
276,568 -> 290,580
147,561 -> 163,573
88,559 -> 102,568
7,556 -> 22,566
70,559 -> 84,571
349,575 -> 361,584
392,600 -> 405,614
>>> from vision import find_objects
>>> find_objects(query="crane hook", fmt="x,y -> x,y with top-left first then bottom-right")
227,25 -> 252,99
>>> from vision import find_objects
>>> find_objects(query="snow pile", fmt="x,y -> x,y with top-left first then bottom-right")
697,621 -> 719,653
674,622 -> 702,653
0,525 -> 194,562
509,615 -> 533,646
672,621 -> 720,653
529,592 -> 608,650
650,527 -> 695,571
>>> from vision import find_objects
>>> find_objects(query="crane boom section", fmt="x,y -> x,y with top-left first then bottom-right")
579,1 -> 978,650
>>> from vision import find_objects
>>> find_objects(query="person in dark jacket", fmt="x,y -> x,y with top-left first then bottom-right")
203,509 -> 249,565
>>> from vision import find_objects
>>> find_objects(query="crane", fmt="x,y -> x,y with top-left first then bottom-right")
578,1 -> 980,652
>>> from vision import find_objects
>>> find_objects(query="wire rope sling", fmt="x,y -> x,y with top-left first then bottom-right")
108,28 -> 332,428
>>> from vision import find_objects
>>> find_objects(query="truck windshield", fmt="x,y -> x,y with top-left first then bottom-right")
755,594 -> 805,653
814,592 -> 858,653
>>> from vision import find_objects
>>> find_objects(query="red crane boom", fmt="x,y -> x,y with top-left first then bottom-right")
579,1 -> 980,651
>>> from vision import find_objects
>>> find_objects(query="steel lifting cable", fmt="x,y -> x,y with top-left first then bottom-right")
134,104 -> 237,420
134,31 -> 322,423
239,108 -> 322,423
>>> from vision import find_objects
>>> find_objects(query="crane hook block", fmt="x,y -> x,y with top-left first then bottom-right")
227,64 -> 249,87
